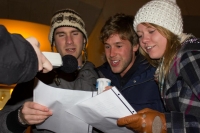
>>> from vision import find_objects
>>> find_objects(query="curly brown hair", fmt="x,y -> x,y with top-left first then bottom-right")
100,13 -> 138,46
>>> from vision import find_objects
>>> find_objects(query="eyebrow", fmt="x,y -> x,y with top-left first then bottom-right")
55,31 -> 65,35
104,41 -> 122,46
55,29 -> 80,35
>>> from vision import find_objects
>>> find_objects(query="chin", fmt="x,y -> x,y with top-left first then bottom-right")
149,55 -> 161,59
111,68 -> 121,74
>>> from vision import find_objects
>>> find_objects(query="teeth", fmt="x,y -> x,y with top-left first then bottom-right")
68,48 -> 74,51
112,61 -> 118,64
146,46 -> 153,50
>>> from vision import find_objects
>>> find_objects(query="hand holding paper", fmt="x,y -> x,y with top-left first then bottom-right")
33,79 -> 137,133
67,86 -> 137,133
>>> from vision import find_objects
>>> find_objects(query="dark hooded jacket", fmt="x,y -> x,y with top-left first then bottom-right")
98,54 -> 164,112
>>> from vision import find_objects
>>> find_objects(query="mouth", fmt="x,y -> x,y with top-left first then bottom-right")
146,45 -> 155,51
110,60 -> 119,67
66,48 -> 75,52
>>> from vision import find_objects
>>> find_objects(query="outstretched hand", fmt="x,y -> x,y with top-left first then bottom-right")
117,108 -> 166,133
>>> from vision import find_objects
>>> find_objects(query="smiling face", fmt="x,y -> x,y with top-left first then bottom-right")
53,27 -> 85,66
137,23 -> 167,59
104,34 -> 139,77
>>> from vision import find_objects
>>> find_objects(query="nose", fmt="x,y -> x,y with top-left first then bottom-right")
109,47 -> 116,57
66,35 -> 73,45
140,34 -> 149,45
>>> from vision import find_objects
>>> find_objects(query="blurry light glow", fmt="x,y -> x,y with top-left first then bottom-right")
0,19 -> 51,52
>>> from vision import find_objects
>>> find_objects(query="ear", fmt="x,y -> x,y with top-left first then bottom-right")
51,42 -> 57,52
52,41 -> 57,48
132,44 -> 139,52
83,38 -> 86,48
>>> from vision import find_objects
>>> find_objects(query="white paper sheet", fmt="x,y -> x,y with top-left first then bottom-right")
33,79 -> 136,133
66,87 -> 136,133
33,79 -> 96,133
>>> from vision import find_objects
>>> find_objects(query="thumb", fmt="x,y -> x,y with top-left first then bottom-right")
137,108 -> 155,114
40,53 -> 53,73
117,114 -> 139,126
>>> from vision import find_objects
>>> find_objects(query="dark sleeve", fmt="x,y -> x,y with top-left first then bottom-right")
0,25 -> 38,85
180,51 -> 200,99
6,107 -> 28,133
0,79 -> 35,133
165,112 -> 200,133
165,50 -> 200,133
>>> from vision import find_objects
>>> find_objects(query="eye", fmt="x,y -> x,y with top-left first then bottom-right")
58,33 -> 65,37
149,30 -> 155,34
104,44 -> 110,49
137,33 -> 142,38
72,31 -> 79,35
116,45 -> 122,48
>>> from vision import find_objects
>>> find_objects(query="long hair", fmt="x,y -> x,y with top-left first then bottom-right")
139,23 -> 181,77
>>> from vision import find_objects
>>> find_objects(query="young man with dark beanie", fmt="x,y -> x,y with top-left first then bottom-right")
0,9 -> 101,133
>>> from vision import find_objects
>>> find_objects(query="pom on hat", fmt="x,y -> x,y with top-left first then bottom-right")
134,0 -> 183,36
49,9 -> 88,45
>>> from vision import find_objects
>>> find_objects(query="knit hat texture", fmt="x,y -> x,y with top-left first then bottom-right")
49,9 -> 87,45
134,0 -> 183,36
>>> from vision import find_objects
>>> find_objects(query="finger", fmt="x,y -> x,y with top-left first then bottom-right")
24,114 -> 51,125
117,114 -> 140,126
102,86 -> 112,92
105,86 -> 112,90
37,53 -> 43,72
40,53 -> 53,73
23,107 -> 52,117
26,37 -> 40,47
24,102 -> 51,113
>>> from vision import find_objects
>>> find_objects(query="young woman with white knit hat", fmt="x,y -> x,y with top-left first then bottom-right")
117,0 -> 200,133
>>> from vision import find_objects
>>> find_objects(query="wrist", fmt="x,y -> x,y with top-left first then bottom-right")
18,106 -> 27,125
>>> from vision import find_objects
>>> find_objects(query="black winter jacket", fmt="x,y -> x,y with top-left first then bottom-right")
98,55 -> 164,112
0,25 -> 38,85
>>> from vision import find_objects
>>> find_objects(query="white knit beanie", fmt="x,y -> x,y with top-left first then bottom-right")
49,9 -> 88,45
134,0 -> 183,36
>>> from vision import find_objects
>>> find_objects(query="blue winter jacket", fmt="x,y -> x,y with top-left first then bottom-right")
97,55 -> 164,112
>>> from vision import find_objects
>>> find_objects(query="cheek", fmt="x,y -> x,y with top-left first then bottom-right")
104,49 -> 110,57
159,37 -> 168,54
139,43 -> 147,53
55,46 -> 63,55
55,42 -> 63,53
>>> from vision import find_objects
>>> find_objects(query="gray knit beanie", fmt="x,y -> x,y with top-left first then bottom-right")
134,0 -> 183,36
49,8 -> 88,45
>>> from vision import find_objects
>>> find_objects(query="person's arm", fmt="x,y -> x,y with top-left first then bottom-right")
0,79 -> 52,133
0,25 -> 52,85
117,51 -> 200,133
166,50 -> 200,132
165,112 -> 200,133
0,99 -> 29,133
3,100 -> 51,133
0,80 -> 34,133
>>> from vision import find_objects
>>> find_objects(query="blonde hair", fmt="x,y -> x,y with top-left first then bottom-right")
139,23 -> 181,77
